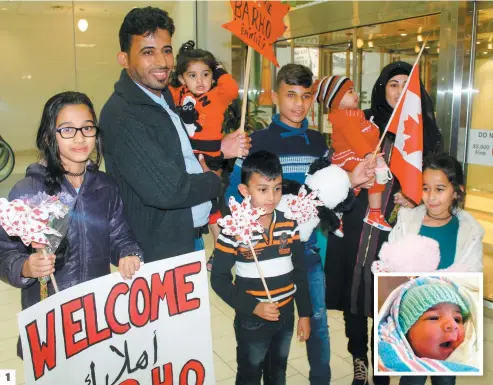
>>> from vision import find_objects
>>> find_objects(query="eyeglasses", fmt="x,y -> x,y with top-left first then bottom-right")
56,125 -> 99,139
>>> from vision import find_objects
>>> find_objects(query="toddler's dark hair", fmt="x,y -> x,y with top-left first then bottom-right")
170,40 -> 218,88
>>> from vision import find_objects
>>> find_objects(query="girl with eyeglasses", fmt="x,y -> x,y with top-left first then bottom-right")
0,91 -> 142,357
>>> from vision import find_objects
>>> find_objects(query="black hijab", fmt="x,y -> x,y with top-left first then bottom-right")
364,61 -> 442,155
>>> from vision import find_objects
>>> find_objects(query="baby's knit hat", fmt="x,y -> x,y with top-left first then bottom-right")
398,282 -> 470,335
314,75 -> 354,110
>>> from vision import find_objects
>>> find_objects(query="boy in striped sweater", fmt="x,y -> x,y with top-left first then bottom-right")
211,151 -> 311,385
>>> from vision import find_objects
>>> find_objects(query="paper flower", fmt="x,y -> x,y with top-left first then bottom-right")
218,196 -> 266,244
284,185 -> 323,224
0,192 -> 74,247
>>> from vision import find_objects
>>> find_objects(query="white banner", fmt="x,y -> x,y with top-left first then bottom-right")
467,129 -> 493,166
18,251 -> 215,385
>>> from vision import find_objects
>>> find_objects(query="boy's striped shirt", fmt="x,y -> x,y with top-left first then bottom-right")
211,210 -> 312,317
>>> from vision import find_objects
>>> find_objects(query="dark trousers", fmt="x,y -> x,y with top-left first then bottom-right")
343,311 -> 390,385
234,314 -> 294,385
399,376 -> 456,385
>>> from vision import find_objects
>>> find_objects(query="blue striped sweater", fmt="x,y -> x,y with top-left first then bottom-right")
225,114 -> 328,267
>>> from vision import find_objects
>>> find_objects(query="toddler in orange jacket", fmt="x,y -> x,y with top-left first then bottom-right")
169,41 -> 239,269
315,76 -> 392,233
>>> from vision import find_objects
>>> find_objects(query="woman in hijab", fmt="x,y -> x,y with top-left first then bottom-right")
324,61 -> 442,385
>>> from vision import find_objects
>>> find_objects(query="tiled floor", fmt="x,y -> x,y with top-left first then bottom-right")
1,251 -> 493,384
1,155 -> 493,384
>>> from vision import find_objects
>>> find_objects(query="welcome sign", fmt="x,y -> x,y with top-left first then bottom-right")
18,251 -> 215,385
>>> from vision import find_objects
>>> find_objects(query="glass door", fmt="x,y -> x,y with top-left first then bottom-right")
466,2 -> 493,302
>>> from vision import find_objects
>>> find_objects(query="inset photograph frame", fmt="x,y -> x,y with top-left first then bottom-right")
374,273 -> 483,376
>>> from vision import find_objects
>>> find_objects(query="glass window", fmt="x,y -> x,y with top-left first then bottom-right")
466,3 -> 493,302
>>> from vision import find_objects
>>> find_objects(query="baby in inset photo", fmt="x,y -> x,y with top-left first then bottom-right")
377,276 -> 480,373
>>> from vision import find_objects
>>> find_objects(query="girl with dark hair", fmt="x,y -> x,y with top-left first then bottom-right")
388,153 -> 483,272
324,61 -> 443,385
169,40 -> 239,270
0,92 -> 142,357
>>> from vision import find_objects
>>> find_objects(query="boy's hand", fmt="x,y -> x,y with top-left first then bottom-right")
253,302 -> 280,321
297,317 -> 311,342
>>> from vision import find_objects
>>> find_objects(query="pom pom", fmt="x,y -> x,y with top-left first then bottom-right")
373,234 -> 441,273
305,165 -> 351,209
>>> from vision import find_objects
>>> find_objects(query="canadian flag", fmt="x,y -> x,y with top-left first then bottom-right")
387,64 -> 423,205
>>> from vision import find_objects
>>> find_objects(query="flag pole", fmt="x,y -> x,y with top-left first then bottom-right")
239,46 -> 253,133
370,38 -> 428,163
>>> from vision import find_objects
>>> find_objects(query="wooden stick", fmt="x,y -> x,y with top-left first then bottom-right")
370,38 -> 428,163
247,240 -> 273,303
239,46 -> 253,133
42,248 -> 59,293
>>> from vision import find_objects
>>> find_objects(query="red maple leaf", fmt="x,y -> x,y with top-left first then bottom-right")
402,113 -> 423,154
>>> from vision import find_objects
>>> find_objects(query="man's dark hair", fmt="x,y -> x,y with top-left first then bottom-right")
119,7 -> 175,53
276,63 -> 313,90
241,151 -> 282,185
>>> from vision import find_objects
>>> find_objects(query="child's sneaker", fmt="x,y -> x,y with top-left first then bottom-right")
363,209 -> 392,231
334,220 -> 344,238
352,357 -> 368,385
206,253 -> 215,272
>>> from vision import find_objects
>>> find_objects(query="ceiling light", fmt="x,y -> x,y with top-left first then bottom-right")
78,18 -> 88,33
425,46 -> 430,49
437,48 -> 440,53
484,51 -> 488,54
0,7 -> 8,11
415,45 -> 420,53
356,38 -> 364,49
400,33 -> 407,37
417,35 -> 423,42
368,41 -> 374,48
488,43 -> 493,50
476,41 -> 481,45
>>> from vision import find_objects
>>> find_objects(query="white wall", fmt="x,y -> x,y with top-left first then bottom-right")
0,1 -> 194,153
196,0 -> 232,71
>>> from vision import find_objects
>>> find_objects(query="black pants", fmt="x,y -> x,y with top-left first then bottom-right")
399,376 -> 456,385
234,314 -> 294,385
343,311 -> 390,385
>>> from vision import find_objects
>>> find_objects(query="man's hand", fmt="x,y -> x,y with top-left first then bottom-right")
253,302 -> 280,321
349,159 -> 376,188
221,131 -> 252,159
22,248 -> 55,279
198,155 -> 222,177
118,256 -> 141,280
297,317 -> 311,342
